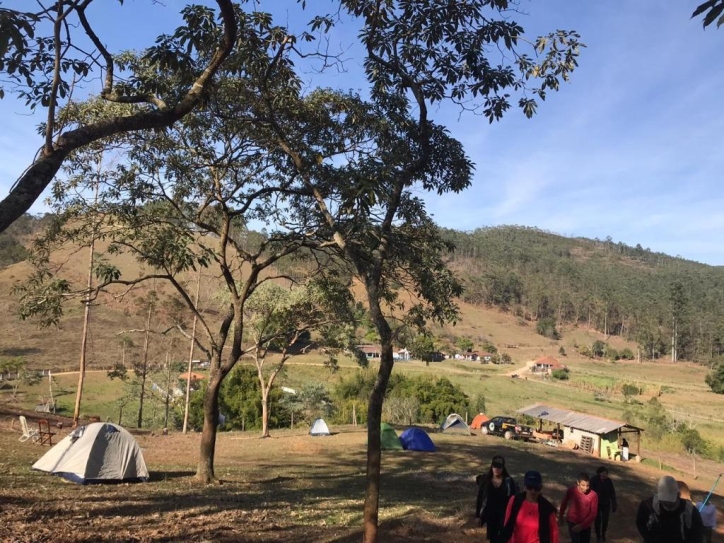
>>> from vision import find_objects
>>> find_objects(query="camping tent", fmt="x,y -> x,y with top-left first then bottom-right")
399,427 -> 436,452
310,418 -> 331,436
380,423 -> 403,450
440,413 -> 471,435
32,422 -> 149,484
470,413 -> 488,430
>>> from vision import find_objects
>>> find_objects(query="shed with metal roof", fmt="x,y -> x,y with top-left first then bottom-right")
517,403 -> 642,460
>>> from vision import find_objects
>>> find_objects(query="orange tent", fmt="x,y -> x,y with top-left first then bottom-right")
470,413 -> 488,429
179,372 -> 206,381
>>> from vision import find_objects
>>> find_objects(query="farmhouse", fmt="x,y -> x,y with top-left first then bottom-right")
394,348 -> 411,361
517,403 -> 643,460
357,345 -> 381,359
531,356 -> 566,373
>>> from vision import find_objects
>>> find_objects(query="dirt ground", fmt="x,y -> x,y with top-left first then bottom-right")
1,409 -> 722,543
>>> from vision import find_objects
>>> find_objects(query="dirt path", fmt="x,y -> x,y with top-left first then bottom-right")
504,362 -> 532,377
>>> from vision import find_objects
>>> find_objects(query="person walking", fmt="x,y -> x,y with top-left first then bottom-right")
636,475 -> 704,543
694,495 -> 716,543
559,473 -> 598,543
590,467 -> 617,542
501,470 -> 559,543
476,455 -> 518,542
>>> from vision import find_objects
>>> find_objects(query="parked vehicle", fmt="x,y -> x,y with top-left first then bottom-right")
480,416 -> 534,440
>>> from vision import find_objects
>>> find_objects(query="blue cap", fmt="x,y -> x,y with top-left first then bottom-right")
524,470 -> 543,487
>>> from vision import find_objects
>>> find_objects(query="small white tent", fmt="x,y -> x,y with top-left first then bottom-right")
440,413 -> 471,435
32,422 -> 149,484
309,418 -> 331,436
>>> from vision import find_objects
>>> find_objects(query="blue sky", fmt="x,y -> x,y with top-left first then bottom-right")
1,1 -> 723,263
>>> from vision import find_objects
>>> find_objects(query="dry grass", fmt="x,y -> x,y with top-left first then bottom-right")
2,412 -> 723,543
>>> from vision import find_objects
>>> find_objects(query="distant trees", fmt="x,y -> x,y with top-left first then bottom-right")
444,226 -> 724,364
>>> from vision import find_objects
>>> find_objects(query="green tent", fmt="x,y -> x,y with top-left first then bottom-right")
381,423 -> 403,450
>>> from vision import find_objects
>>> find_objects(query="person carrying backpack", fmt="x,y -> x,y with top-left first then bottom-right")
589,467 -> 617,542
501,470 -> 559,543
636,475 -> 704,543
476,455 -> 518,542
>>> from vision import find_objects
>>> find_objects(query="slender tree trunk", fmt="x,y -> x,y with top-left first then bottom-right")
137,300 -> 153,428
183,268 -> 201,434
164,352 -> 171,429
196,370 -> 223,483
261,386 -> 270,438
72,208 -> 96,427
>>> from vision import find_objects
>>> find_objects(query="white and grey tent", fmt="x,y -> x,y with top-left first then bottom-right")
32,422 -> 149,484
309,418 -> 331,436
440,413 -> 471,435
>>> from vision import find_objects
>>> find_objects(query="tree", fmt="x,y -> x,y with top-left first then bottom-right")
705,362 -> 724,393
592,340 -> 606,358
669,281 -> 690,362
266,3 -> 582,539
537,317 -> 559,339
0,1 -> 238,232
244,279 -> 358,437
692,1 -> 724,28
408,334 -> 437,365
455,337 -> 474,353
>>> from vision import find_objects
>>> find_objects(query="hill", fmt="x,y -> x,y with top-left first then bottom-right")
442,225 -> 724,364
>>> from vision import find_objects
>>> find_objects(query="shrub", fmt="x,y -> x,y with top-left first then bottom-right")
621,383 -> 640,399
620,347 -> 635,360
605,347 -> 620,361
558,346 -> 567,356
500,353 -> 512,364
551,368 -> 569,380
536,317 -> 560,339
592,340 -> 606,358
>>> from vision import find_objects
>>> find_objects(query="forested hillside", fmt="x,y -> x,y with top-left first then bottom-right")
442,226 -> 724,364
5,217 -> 724,365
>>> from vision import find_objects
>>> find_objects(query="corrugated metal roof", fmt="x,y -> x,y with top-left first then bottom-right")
517,403 -> 641,434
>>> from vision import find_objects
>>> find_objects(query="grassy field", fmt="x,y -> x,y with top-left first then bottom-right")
2,413 -> 723,543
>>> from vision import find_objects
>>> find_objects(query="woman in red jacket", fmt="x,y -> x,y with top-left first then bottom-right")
502,470 -> 559,543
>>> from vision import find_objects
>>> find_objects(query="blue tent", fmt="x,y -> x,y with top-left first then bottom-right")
399,427 -> 436,452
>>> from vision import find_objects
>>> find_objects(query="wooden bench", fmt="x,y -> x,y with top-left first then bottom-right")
37,419 -> 56,446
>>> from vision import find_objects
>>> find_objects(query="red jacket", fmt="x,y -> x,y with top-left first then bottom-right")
559,486 -> 598,529
504,496 -> 560,543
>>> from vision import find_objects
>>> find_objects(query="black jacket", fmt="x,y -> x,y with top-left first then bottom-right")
476,474 -> 517,518
590,475 -> 617,510
636,496 -> 703,543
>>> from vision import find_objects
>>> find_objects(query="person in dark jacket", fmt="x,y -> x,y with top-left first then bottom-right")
590,466 -> 617,542
476,455 -> 518,542
636,475 -> 703,543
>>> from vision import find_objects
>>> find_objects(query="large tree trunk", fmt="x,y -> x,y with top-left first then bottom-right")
196,371 -> 223,483
363,295 -> 395,543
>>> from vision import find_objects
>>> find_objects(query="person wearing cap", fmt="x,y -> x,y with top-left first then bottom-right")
635,475 -> 703,543
501,470 -> 559,543
589,467 -> 617,542
476,455 -> 518,542
559,472 -> 598,543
